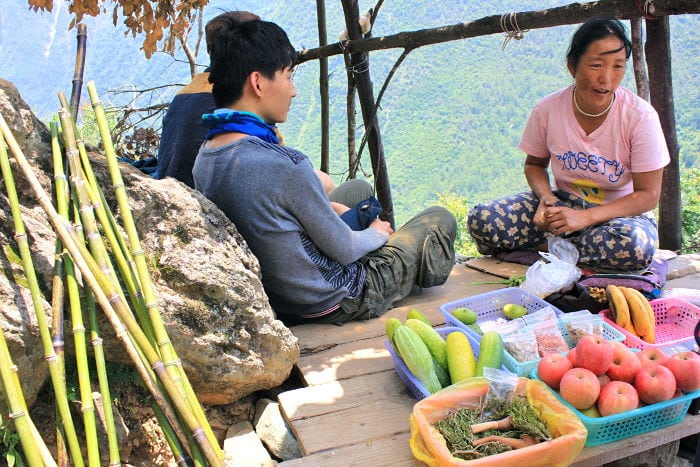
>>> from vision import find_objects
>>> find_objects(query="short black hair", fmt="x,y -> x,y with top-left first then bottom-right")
205,10 -> 261,56
208,20 -> 297,108
567,17 -> 632,71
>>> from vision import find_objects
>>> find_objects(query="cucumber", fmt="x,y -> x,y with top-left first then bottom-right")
474,330 -> 503,376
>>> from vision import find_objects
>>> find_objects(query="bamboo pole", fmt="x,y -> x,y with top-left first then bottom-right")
87,81 -> 223,463
0,136 -> 58,467
0,131 -> 85,466
0,327 -> 56,467
0,115 -> 221,466
57,100 -> 196,465
49,119 -> 71,467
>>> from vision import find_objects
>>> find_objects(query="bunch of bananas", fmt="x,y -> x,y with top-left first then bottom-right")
605,285 -> 656,343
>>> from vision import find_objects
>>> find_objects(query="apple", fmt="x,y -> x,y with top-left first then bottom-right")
597,373 -> 612,389
609,340 -> 629,353
559,367 -> 601,410
664,351 -> 700,392
537,353 -> 573,390
575,335 -> 613,376
597,381 -> 639,416
634,364 -> 677,404
637,348 -> 669,368
606,346 -> 642,384
567,347 -> 578,367
580,404 -> 601,418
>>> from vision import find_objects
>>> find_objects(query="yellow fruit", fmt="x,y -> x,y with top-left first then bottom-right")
502,303 -> 527,319
623,287 -> 656,343
445,331 -> 476,383
619,287 -> 653,339
606,285 -> 632,331
452,307 -> 478,325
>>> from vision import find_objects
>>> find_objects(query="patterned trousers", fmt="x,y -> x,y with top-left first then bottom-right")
467,190 -> 658,271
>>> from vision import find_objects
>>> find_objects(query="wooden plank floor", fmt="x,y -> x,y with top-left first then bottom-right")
277,258 -> 699,466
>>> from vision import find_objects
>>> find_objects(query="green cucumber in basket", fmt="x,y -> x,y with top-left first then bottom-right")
475,330 -> 504,376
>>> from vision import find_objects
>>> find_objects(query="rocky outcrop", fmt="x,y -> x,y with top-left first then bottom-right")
0,78 -> 299,406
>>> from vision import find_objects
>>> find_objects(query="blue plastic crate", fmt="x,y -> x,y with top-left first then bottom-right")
441,288 -> 625,376
531,368 -> 700,446
386,326 -> 487,400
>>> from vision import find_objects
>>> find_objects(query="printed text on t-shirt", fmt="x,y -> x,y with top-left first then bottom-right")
554,151 -> 624,183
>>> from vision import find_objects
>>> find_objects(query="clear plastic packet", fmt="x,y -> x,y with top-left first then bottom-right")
530,319 -> 569,357
563,313 -> 604,345
482,367 -> 519,408
479,317 -> 510,334
522,306 -> 559,326
503,329 -> 540,362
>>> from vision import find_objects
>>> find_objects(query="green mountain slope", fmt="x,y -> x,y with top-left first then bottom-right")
2,1 -> 698,224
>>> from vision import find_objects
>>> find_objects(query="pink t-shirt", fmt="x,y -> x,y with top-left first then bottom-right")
519,85 -> 670,205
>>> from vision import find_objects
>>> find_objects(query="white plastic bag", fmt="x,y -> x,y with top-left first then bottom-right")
520,237 -> 581,298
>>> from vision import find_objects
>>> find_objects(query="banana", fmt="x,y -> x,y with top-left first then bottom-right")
619,286 -> 654,340
606,285 -> 633,332
626,287 -> 656,343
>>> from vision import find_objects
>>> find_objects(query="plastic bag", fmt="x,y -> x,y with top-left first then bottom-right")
409,377 -> 587,467
520,237 -> 582,299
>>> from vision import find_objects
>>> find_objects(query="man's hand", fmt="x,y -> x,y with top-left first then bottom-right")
369,217 -> 394,235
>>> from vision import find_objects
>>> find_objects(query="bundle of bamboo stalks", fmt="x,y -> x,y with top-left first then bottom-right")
0,81 -> 223,466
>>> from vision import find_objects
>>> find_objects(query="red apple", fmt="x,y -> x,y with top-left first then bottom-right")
634,364 -> 677,404
637,348 -> 669,368
597,373 -> 612,389
567,347 -> 578,367
559,367 -> 601,410
664,351 -> 700,392
575,335 -> 613,376
597,381 -> 640,416
537,353 -> 573,390
607,346 -> 642,384
609,340 -> 629,353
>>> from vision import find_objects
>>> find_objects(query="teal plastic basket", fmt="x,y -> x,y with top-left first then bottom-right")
386,326 -> 487,400
531,368 -> 700,446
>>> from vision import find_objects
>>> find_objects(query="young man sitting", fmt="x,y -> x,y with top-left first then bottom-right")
192,19 -> 457,325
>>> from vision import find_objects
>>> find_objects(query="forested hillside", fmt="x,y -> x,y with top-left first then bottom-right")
2,1 -> 698,224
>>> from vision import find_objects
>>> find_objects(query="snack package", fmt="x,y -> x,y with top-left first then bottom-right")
522,306 -> 559,326
561,313 -> 604,345
529,319 -> 569,356
502,329 -> 540,363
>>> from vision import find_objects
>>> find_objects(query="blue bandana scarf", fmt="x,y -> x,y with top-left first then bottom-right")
202,109 -> 280,144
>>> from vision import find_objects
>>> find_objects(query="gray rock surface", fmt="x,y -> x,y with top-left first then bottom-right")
0,78 -> 299,407
253,398 -> 302,461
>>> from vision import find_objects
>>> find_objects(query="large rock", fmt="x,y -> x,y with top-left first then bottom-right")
0,78 -> 299,406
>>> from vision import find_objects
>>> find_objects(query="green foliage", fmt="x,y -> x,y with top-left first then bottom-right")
681,168 -> 700,253
436,192 -> 479,257
0,414 -> 25,467
78,104 -> 118,148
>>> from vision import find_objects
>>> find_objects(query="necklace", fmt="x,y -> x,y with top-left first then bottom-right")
573,87 -> 615,118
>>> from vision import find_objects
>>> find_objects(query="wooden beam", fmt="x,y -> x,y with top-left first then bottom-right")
298,0 -> 700,63
647,16 -> 682,251
315,0 -> 330,173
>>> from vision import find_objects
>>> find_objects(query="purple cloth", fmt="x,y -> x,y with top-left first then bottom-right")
578,256 -> 668,293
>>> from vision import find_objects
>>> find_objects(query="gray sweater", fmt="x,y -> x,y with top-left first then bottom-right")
193,136 -> 389,317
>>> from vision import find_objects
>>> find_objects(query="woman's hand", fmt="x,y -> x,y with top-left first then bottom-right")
543,205 -> 592,236
534,194 -> 558,231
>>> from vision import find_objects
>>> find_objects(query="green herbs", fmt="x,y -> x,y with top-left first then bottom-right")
434,395 -> 550,460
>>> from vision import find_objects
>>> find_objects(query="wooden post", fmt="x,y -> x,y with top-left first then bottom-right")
340,0 -> 394,226
645,16 -> 682,251
315,0 -> 330,173
630,18 -> 649,101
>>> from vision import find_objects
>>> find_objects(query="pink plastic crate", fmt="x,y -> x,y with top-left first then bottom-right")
600,298 -> 699,353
